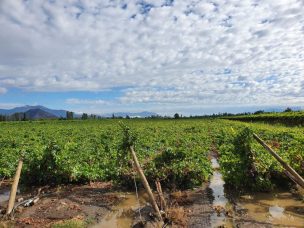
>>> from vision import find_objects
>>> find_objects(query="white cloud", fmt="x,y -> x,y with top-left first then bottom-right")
0,0 -> 303,107
0,102 -> 23,109
0,87 -> 7,94
65,98 -> 108,105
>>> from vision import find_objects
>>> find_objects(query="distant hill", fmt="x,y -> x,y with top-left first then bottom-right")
0,105 -> 159,119
0,105 -> 67,117
25,108 -> 57,120
102,111 -> 158,118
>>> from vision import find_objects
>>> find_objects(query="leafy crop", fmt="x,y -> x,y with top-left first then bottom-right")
215,120 -> 304,191
223,111 -> 304,126
0,120 -> 212,189
0,119 -> 303,191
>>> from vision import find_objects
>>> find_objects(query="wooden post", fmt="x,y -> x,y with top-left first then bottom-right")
129,146 -> 163,221
0,177 -> 4,187
155,179 -> 167,211
6,159 -> 23,215
253,133 -> 304,189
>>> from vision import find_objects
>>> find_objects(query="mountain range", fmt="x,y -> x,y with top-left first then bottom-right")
24,108 -> 58,120
0,105 -> 67,117
0,105 -> 158,119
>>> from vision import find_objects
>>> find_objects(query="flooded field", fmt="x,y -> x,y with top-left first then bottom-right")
208,154 -> 304,228
237,191 -> 304,227
0,173 -> 303,227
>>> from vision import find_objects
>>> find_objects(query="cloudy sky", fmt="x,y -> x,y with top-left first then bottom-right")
0,0 -> 303,115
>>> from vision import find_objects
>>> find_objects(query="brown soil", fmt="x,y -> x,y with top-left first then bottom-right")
183,184 -> 214,227
0,182 -> 120,228
3,180 -> 297,228
167,183 -> 213,227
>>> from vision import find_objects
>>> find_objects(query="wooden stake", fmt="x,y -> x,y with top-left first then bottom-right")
129,146 -> 163,221
155,181 -> 162,210
253,133 -> 304,189
6,159 -> 23,215
155,179 -> 167,211
0,177 -> 4,187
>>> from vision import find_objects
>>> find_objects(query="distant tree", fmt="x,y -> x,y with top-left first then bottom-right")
254,110 -> 264,115
81,113 -> 88,120
66,111 -> 74,120
174,113 -> 180,119
22,112 -> 27,121
284,107 -> 292,112
112,113 -> 115,119
11,112 -> 24,121
0,114 -> 6,121
126,115 -> 130,119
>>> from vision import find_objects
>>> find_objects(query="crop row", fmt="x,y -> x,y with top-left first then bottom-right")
223,111 -> 304,126
1,119 -> 303,191
214,120 -> 304,191
0,120 -> 213,189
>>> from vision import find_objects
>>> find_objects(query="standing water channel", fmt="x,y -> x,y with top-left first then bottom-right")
209,154 -> 232,227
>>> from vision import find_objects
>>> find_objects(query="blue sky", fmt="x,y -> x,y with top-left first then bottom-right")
0,0 -> 303,115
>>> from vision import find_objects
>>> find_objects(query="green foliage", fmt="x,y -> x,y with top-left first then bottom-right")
224,110 -> 304,126
216,120 -> 304,191
218,128 -> 273,191
116,121 -> 212,189
0,119 -> 213,189
0,119 -> 303,191
51,219 -> 85,228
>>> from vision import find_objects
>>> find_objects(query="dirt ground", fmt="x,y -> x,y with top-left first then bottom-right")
1,181 -> 216,228
0,182 -> 119,228
1,180 -> 300,228
168,183 -> 213,227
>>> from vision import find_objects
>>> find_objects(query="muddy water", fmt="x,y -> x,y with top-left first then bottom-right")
209,155 -> 304,227
209,157 -> 232,227
238,191 -> 304,227
91,192 -> 146,228
0,190 -> 10,204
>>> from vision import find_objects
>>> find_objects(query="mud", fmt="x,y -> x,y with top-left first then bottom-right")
0,182 -> 119,227
91,191 -> 147,228
180,184 -> 213,227
1,177 -> 303,228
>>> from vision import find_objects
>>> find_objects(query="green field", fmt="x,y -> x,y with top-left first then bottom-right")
223,111 -> 304,126
1,119 -> 303,191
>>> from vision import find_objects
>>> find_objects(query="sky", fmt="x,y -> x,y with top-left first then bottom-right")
0,0 -> 303,115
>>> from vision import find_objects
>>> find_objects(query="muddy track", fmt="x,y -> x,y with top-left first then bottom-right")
185,184 -> 214,227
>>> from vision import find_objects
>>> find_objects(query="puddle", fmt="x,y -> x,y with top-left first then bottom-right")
269,205 -> 284,218
209,155 -> 232,227
238,191 -> 304,226
211,158 -> 220,169
90,192 -> 146,228
0,190 -> 10,204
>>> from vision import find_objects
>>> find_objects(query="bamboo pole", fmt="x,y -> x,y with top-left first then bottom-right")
6,159 -> 23,215
253,133 -> 304,189
129,146 -> 163,221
